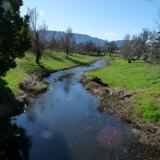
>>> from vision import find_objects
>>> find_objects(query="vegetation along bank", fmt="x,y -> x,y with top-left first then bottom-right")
81,55 -> 160,155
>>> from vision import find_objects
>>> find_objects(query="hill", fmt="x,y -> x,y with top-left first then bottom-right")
45,31 -> 124,48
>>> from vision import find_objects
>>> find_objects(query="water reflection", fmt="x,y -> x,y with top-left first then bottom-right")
31,130 -> 71,160
25,106 -> 37,123
0,116 -> 31,160
63,78 -> 72,94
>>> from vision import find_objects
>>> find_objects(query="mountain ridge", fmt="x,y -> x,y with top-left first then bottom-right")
45,30 -> 124,47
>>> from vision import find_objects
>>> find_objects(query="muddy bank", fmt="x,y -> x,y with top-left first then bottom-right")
81,74 -> 160,157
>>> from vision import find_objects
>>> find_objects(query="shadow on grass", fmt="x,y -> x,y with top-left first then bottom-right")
50,54 -> 65,62
0,78 -> 23,116
19,61 -> 48,75
66,55 -> 87,65
0,78 -> 14,103
70,53 -> 86,59
38,62 -> 48,70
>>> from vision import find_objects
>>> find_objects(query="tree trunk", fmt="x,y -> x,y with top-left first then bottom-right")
36,50 -> 41,64
137,56 -> 140,60
128,59 -> 132,63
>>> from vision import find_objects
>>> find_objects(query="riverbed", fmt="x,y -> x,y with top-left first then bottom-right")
8,60 -> 153,160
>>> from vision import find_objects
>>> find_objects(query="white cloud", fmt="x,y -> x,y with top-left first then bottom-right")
105,32 -> 118,41
39,10 -> 45,18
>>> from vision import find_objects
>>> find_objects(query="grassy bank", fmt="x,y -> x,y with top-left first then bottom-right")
89,56 -> 160,122
2,50 -> 95,94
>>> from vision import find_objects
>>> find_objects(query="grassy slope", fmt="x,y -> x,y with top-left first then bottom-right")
89,56 -> 160,122
2,50 -> 95,94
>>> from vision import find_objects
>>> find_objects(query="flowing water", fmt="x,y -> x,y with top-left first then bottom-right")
7,60 -> 150,160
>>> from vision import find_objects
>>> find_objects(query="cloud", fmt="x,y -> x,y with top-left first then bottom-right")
39,10 -> 45,18
105,32 -> 118,41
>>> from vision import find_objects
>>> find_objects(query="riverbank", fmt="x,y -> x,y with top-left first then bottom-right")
81,56 -> 160,156
0,51 -> 96,112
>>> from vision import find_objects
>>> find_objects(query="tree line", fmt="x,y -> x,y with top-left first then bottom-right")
27,8 -> 113,61
1,0 -> 160,77
0,1 -> 109,77
120,29 -> 160,64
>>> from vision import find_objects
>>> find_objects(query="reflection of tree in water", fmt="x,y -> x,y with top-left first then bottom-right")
26,105 -> 37,123
63,78 -> 72,94
0,116 -> 31,160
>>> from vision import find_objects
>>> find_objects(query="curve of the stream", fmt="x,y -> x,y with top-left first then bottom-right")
11,60 -> 152,160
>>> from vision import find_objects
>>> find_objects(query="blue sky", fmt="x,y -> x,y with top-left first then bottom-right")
21,0 -> 160,40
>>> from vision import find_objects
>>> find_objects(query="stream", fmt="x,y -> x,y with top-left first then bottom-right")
8,60 -> 151,160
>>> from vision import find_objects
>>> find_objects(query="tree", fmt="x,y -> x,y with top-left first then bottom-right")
28,8 -> 48,64
131,35 -> 143,59
84,41 -> 96,54
121,34 -> 133,63
131,31 -> 150,60
63,27 -> 74,57
0,0 -> 31,76
107,41 -> 118,56
57,36 -> 65,52
38,21 -> 48,55
150,31 -> 160,63
139,29 -> 150,56
104,39 -> 108,53
49,32 -> 57,53
121,29 -> 151,62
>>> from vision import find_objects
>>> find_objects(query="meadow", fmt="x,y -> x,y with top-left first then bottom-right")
2,51 -> 95,94
89,56 -> 160,122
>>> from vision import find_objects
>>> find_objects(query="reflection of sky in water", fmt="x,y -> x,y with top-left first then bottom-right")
41,130 -> 53,139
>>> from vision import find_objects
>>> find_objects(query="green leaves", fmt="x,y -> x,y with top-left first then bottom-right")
0,0 -> 31,76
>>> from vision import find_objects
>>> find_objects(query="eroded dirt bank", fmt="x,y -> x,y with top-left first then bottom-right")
80,74 -> 160,158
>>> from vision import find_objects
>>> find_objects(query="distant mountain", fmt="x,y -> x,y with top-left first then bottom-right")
45,30 -> 124,48
111,40 -> 125,48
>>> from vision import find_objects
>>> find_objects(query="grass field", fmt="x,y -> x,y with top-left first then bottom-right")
2,50 -> 95,94
89,56 -> 160,122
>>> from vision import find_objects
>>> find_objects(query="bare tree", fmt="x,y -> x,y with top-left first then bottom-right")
49,32 -> 57,53
84,41 -> 96,54
28,8 -> 48,64
104,39 -> 108,53
38,21 -> 48,54
107,41 -> 118,56
63,27 -> 74,57
121,34 -> 133,63
131,35 -> 143,59
56,36 -> 65,52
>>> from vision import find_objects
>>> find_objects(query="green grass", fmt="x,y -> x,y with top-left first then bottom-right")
2,50 -> 95,94
89,56 -> 160,122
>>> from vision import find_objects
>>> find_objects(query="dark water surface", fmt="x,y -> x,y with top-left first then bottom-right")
9,61 -> 148,160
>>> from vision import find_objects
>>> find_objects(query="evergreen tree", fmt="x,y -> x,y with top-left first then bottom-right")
0,0 -> 31,76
